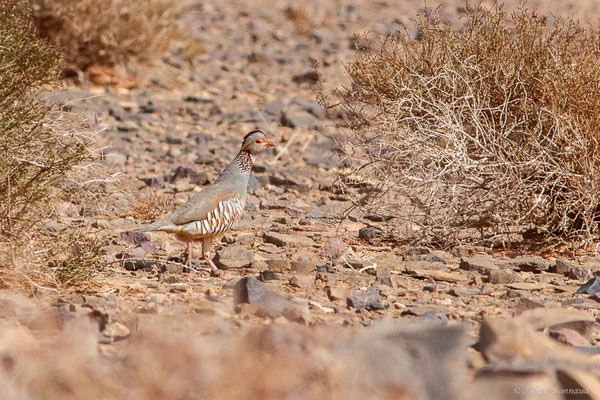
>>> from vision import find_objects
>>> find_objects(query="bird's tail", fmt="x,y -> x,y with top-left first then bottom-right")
135,220 -> 165,232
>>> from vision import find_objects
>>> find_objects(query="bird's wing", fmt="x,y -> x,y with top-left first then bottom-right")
170,186 -> 241,226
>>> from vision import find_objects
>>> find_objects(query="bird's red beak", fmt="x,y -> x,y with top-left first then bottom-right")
265,141 -> 275,147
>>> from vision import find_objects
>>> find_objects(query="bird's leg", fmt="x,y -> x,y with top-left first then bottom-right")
202,237 -> 218,270
187,239 -> 193,267
204,253 -> 218,270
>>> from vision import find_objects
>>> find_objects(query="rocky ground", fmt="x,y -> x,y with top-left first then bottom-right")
3,0 -> 600,398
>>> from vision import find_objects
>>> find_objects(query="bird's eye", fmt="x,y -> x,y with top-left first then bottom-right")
255,139 -> 263,143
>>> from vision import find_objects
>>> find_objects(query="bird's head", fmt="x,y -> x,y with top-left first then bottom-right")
240,129 -> 276,154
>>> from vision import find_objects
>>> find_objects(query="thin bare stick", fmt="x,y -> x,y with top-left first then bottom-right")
19,272 -> 61,294
270,131 -> 299,163
358,264 -> 377,274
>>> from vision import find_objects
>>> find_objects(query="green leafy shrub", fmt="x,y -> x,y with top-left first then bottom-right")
323,2 -> 600,248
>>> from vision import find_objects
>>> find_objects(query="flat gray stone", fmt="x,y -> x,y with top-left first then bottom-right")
320,236 -> 348,258
263,231 -> 315,247
500,256 -> 548,272
264,257 -> 291,271
403,261 -> 448,271
505,282 -> 547,291
487,269 -> 523,284
405,268 -> 467,283
280,110 -> 320,129
289,273 -> 315,289
291,260 -> 315,273
459,255 -> 498,273
555,258 -> 575,275
214,245 -> 254,270
233,276 -> 308,322
416,310 -> 449,324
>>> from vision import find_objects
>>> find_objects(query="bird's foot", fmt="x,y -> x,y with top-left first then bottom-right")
205,255 -> 223,277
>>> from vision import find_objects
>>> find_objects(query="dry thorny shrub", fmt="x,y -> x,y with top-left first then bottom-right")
127,189 -> 174,221
27,0 -> 185,82
321,2 -> 600,249
11,227 -> 105,290
0,1 -> 104,289
0,1 -> 92,238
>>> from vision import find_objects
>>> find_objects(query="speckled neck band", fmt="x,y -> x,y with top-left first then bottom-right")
235,150 -> 254,173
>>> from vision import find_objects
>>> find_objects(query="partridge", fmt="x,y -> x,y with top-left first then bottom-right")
136,129 -> 275,269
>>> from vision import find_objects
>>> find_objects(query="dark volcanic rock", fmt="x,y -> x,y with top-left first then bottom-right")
121,258 -> 159,271
119,231 -> 157,255
233,276 -> 277,309
347,287 -> 385,310
415,251 -> 451,264
169,164 -> 201,183
258,269 -> 285,281
141,175 -> 165,187
574,277 -> 600,295
358,226 -> 383,239
120,231 -> 151,246
317,264 -> 334,273
291,70 -> 319,84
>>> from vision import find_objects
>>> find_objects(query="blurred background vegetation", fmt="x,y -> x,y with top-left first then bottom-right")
28,0 -> 188,86
0,0 -> 187,287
